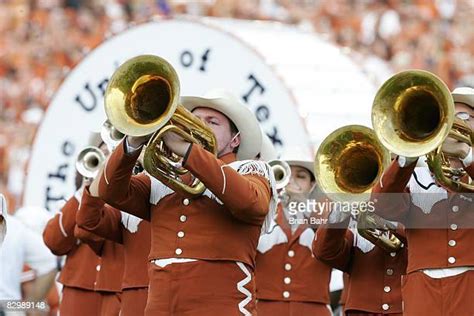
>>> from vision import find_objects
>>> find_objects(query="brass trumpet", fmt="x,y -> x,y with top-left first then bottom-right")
104,55 -> 217,197
372,70 -> 453,158
76,146 -> 106,179
372,69 -> 473,192
314,125 -> 402,252
268,159 -> 291,190
314,125 -> 390,201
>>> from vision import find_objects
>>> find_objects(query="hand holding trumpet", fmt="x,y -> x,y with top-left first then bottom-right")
441,136 -> 471,160
127,134 -> 153,149
161,130 -> 192,157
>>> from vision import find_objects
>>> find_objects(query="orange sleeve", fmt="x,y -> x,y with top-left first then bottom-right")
184,144 -> 271,225
42,197 -> 79,256
313,218 -> 353,272
370,157 -> 416,222
73,225 -> 104,255
98,140 -> 152,221
76,187 -> 123,244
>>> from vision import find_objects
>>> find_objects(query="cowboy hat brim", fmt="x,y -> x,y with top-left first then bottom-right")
286,160 -> 315,178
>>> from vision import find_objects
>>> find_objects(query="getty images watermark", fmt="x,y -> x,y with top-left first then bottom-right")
286,198 -> 377,225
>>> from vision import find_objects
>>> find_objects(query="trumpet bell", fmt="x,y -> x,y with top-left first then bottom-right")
104,55 -> 180,137
76,146 -> 106,179
314,125 -> 390,202
104,54 -> 218,197
268,160 -> 291,190
372,70 -> 454,157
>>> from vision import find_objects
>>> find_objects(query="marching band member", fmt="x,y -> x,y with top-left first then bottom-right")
255,156 -> 333,316
42,175 -> 104,315
76,158 -> 151,316
371,87 -> 474,315
98,92 -> 276,315
314,216 -> 407,315
43,134 -> 124,316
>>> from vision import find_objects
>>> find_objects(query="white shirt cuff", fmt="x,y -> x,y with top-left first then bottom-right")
125,137 -> 143,154
327,204 -> 351,224
461,147 -> 473,167
397,156 -> 418,168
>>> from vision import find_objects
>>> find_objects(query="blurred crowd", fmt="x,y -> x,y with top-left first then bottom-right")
0,0 -> 473,212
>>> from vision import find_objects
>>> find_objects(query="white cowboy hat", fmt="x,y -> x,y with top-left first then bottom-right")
181,91 -> 262,160
452,87 -> 474,109
280,147 -> 315,178
257,131 -> 277,161
286,159 -> 314,178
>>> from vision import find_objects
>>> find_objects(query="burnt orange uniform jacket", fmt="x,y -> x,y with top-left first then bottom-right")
256,206 -> 331,303
98,141 -> 271,268
370,157 -> 474,315
43,196 -> 102,291
73,195 -> 125,316
314,218 -> 407,315
97,141 -> 272,315
43,195 -> 124,315
76,188 -> 150,290
371,158 -> 474,273
255,206 -> 332,316
77,189 -> 151,316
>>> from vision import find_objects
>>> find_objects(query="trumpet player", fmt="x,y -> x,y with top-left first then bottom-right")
76,152 -> 151,316
313,213 -> 407,315
43,133 -> 124,316
255,155 -> 332,316
98,91 -> 276,315
371,86 -> 474,316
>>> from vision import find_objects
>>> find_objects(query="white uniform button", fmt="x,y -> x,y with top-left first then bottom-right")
384,286 -> 391,293
452,205 -> 459,212
285,263 -> 292,271
175,248 -> 183,255
450,224 -> 458,231
177,231 -> 185,238
96,265 -> 101,272
288,250 -> 295,257
180,215 -> 187,222
183,198 -> 190,206
284,277 -> 291,284
382,304 -> 390,311
283,291 -> 290,298
386,269 -> 394,276
448,240 -> 456,247
390,252 -> 396,257
448,257 -> 456,264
